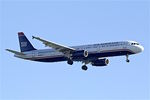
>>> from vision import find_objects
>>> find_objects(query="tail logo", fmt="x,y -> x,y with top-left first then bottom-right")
21,42 -> 27,47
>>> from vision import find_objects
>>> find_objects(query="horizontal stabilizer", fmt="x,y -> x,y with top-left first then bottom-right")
6,49 -> 25,55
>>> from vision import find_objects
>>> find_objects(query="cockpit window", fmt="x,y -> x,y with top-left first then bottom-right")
131,43 -> 139,45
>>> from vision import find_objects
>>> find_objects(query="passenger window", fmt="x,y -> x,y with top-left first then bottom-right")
131,43 -> 139,45
131,43 -> 134,45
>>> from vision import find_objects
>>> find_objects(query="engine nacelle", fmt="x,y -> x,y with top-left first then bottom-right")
71,50 -> 88,58
91,58 -> 109,66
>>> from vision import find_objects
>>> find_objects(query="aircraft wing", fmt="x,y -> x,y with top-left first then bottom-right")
32,36 -> 76,54
6,49 -> 25,55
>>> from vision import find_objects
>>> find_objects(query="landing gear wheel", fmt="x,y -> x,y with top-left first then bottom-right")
126,54 -> 130,63
82,65 -> 88,71
126,59 -> 130,63
67,59 -> 73,65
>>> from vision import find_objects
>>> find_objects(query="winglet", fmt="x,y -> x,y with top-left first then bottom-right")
6,49 -> 25,55
32,36 -> 40,40
32,36 -> 35,39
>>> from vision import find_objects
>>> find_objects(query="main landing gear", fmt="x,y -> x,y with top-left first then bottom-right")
67,59 -> 88,71
126,54 -> 130,63
82,65 -> 88,71
67,59 -> 73,65
81,61 -> 89,71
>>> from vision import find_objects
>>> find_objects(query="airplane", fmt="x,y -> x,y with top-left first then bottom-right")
6,32 -> 144,71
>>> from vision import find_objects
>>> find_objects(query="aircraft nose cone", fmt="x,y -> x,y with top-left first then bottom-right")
137,45 -> 144,53
140,45 -> 144,51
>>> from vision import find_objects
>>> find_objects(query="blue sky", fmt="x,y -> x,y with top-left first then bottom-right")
0,0 -> 150,100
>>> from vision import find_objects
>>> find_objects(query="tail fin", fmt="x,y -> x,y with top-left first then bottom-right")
18,32 -> 36,52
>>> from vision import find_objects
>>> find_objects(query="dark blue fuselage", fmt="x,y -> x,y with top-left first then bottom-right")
32,49 -> 134,62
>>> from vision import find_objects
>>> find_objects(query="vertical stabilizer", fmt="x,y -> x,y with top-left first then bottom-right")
18,32 -> 36,52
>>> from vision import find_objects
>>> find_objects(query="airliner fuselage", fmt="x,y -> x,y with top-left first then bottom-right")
6,32 -> 144,71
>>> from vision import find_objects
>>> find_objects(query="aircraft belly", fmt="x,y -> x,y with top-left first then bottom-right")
31,49 -> 134,62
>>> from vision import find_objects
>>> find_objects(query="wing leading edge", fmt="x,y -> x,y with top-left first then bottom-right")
32,36 -> 76,54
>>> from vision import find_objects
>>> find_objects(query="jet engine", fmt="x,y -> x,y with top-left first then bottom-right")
72,50 -> 88,58
91,58 -> 109,66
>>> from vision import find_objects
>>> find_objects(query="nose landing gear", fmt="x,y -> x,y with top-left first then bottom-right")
126,54 -> 130,63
